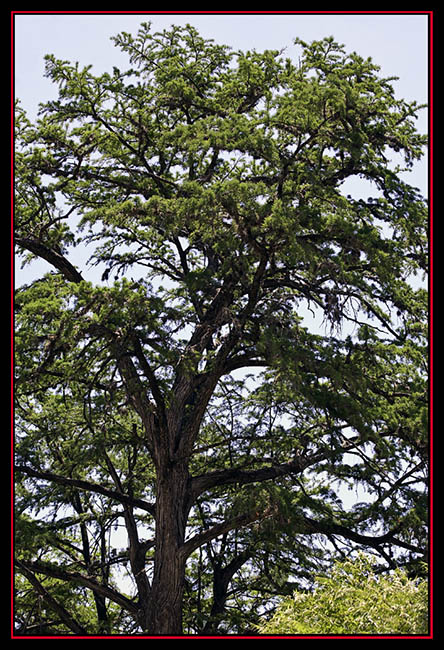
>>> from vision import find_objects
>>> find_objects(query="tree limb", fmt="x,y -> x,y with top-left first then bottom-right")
15,558 -> 139,618
180,510 -> 265,560
15,559 -> 89,635
189,432 -> 364,504
130,334 -> 167,431
102,451 -> 152,603
189,458 -> 305,506
301,515 -> 424,554
15,464 -> 155,516
15,236 -> 84,284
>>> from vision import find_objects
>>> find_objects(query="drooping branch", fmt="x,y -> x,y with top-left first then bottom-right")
301,515 -> 424,555
15,560 -> 87,636
15,236 -> 84,284
15,558 -> 139,618
15,560 -> 89,635
15,464 -> 155,516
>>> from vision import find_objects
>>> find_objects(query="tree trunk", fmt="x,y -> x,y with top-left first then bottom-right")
147,460 -> 190,635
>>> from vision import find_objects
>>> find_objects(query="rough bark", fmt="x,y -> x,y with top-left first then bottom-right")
147,460 -> 191,635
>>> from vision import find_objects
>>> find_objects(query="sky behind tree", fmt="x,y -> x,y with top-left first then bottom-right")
14,12 -> 429,136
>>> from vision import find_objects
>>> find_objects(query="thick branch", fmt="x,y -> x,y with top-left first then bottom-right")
131,334 -> 167,431
110,339 -> 159,455
189,433 -> 363,504
190,454 -> 316,504
15,464 -> 155,516
15,236 -> 84,283
173,256 -> 270,460
301,515 -> 421,553
180,510 -> 267,560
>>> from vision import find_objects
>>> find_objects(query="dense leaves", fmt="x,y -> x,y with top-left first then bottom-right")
14,23 -> 428,636
257,554 -> 429,635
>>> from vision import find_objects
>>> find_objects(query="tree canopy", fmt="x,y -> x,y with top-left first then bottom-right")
14,23 -> 429,636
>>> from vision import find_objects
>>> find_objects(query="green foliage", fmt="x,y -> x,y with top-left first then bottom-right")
14,23 -> 428,635
258,554 -> 429,635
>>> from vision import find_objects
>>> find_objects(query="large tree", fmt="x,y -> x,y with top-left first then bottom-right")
14,23 -> 429,636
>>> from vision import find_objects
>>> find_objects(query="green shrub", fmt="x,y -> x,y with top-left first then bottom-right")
258,554 -> 428,635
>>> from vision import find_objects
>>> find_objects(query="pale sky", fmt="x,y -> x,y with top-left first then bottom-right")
14,12 -> 429,128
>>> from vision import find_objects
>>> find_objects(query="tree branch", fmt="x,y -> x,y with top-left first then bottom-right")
180,510 -> 267,560
189,438 -> 361,504
15,559 -> 89,635
190,456 -> 308,504
301,515 -> 423,553
102,451 -> 152,602
15,464 -> 155,516
130,334 -> 167,431
15,558 -> 139,618
15,237 -> 84,284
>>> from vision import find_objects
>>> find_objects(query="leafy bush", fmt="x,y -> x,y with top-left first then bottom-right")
258,554 -> 428,635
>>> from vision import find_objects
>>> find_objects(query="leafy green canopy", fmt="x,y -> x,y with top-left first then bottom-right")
14,24 -> 428,636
